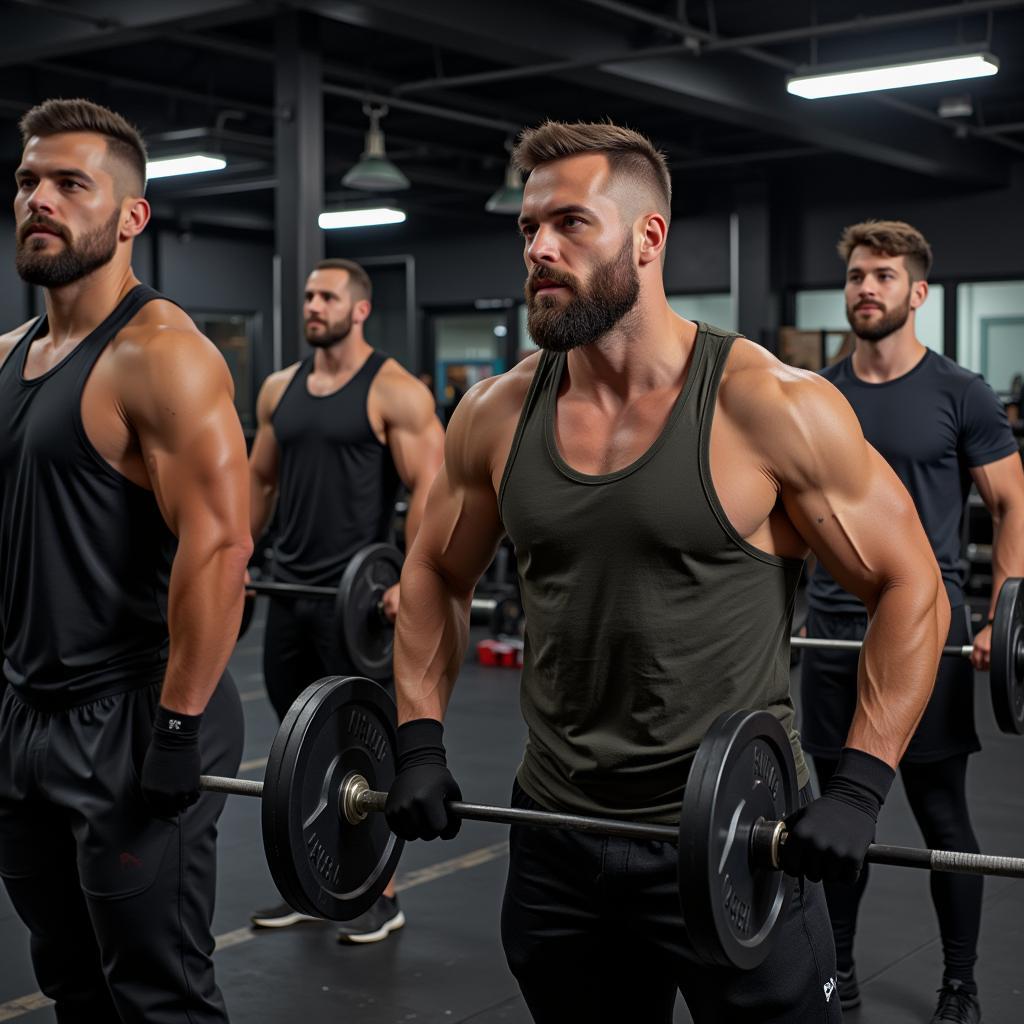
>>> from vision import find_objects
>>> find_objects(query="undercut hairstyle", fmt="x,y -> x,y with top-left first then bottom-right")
19,98 -> 147,195
315,258 -> 373,302
837,220 -> 933,282
512,120 -> 672,222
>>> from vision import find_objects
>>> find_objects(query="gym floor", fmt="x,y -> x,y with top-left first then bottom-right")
1,610 -> 1022,1023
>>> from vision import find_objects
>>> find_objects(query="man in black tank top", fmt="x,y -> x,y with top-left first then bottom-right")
380,122 -> 950,1023
247,258 -> 443,937
0,100 -> 250,1023
800,221 -> 1024,1022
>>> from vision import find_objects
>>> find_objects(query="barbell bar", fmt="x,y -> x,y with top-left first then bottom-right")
193,678 -> 1024,970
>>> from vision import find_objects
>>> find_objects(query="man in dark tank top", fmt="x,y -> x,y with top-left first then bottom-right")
0,100 -> 250,1021
801,220 -> 1024,1023
247,258 -> 444,939
381,121 -> 951,1023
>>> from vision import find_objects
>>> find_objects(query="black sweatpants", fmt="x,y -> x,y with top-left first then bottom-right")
501,782 -> 841,1023
262,595 -> 359,721
0,675 -> 243,1024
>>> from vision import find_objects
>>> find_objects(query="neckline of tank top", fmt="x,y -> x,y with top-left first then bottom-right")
301,348 -> 380,401
842,346 -> 932,389
16,284 -> 152,387
543,321 -> 710,486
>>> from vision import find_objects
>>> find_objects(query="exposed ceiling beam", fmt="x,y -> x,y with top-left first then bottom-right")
298,0 -> 1010,185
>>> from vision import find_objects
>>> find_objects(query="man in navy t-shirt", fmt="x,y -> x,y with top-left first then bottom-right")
800,220 -> 1024,1024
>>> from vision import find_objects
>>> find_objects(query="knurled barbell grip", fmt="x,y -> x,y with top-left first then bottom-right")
199,775 -> 263,798
356,787 -> 678,842
789,637 -> 974,657
752,820 -> 1024,879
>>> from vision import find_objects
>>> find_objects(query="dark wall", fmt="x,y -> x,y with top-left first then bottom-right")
790,169 -> 1024,288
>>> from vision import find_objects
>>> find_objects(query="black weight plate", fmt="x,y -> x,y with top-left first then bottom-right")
990,577 -> 1024,735
261,676 -> 404,920
237,593 -> 255,641
677,709 -> 799,970
337,544 -> 404,679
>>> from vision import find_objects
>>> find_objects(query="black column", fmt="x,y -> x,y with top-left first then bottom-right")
731,182 -> 777,350
275,11 -> 324,367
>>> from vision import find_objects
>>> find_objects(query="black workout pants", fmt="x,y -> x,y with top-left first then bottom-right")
262,596 -> 357,721
0,676 -> 243,1024
814,753 -> 982,986
501,782 -> 841,1024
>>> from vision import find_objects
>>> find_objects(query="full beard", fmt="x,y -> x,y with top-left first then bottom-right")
15,209 -> 120,287
305,312 -> 353,348
525,235 -> 640,353
846,294 -> 911,343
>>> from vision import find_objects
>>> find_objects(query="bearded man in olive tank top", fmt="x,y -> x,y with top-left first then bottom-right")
384,122 -> 950,1024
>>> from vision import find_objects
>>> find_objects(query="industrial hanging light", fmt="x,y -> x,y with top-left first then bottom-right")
341,104 -> 410,192
485,142 -> 524,215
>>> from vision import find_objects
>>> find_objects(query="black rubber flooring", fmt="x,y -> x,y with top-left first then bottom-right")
1,608 -> 1022,1022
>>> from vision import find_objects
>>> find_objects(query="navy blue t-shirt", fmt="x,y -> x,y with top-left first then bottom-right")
807,349 -> 1018,613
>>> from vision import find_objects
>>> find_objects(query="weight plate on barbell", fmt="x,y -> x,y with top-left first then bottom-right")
990,576 -> 1024,735
337,544 -> 403,679
261,675 -> 404,920
677,709 -> 799,970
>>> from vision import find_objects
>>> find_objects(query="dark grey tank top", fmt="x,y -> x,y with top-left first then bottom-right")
0,286 -> 177,708
499,324 -> 807,822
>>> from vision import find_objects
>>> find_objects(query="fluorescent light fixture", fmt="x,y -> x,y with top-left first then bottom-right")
787,51 -> 998,100
146,154 -> 227,179
318,208 -> 406,230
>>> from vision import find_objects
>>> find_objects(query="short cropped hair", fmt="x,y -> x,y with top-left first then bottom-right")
20,98 -> 147,194
314,258 -> 373,302
837,220 -> 933,282
512,120 -> 672,221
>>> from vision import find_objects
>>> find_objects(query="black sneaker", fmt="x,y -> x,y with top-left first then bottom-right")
931,981 -> 981,1023
837,966 -> 861,1011
336,894 -> 405,945
250,901 -> 321,929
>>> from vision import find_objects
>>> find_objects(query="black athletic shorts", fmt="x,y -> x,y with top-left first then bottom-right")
799,604 -> 978,762
501,781 -> 841,1024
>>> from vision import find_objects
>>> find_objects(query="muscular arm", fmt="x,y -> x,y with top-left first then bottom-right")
970,453 -> 1024,668
392,380 -> 507,723
763,372 -> 950,766
379,370 -> 445,548
127,331 -> 253,714
248,373 -> 286,541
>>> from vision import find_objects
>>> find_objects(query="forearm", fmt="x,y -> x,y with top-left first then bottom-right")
402,480 -> 431,552
846,571 -> 950,766
249,478 -> 275,542
392,553 -> 470,723
988,503 -> 1024,618
161,533 -> 252,714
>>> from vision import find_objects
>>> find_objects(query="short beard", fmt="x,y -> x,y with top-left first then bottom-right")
15,209 -> 120,287
305,312 -> 353,348
525,235 -> 640,353
846,294 -> 911,343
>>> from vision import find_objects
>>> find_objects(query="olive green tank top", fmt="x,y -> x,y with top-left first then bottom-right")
498,324 -> 808,823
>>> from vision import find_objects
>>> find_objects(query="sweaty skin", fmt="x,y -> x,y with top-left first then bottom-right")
248,267 -> 445,619
4,130 -> 252,716
395,151 -> 949,771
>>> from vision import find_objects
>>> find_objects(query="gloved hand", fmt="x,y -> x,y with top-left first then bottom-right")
385,718 -> 462,840
778,747 -> 895,883
140,705 -> 203,817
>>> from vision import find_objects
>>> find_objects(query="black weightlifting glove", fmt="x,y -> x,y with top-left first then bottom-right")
385,719 -> 462,841
140,705 -> 203,817
778,748 -> 895,884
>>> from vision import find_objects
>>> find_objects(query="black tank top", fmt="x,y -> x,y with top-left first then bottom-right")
0,285 -> 178,708
271,351 -> 400,584
499,325 -> 807,822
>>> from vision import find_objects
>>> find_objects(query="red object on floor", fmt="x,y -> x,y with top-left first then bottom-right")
477,638 -> 523,668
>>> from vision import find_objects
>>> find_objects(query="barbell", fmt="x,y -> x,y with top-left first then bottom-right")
198,675 -> 1024,971
239,543 -> 524,676
793,576 -> 1024,735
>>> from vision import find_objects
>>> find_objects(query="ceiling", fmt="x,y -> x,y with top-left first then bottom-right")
2,0 -> 1023,239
